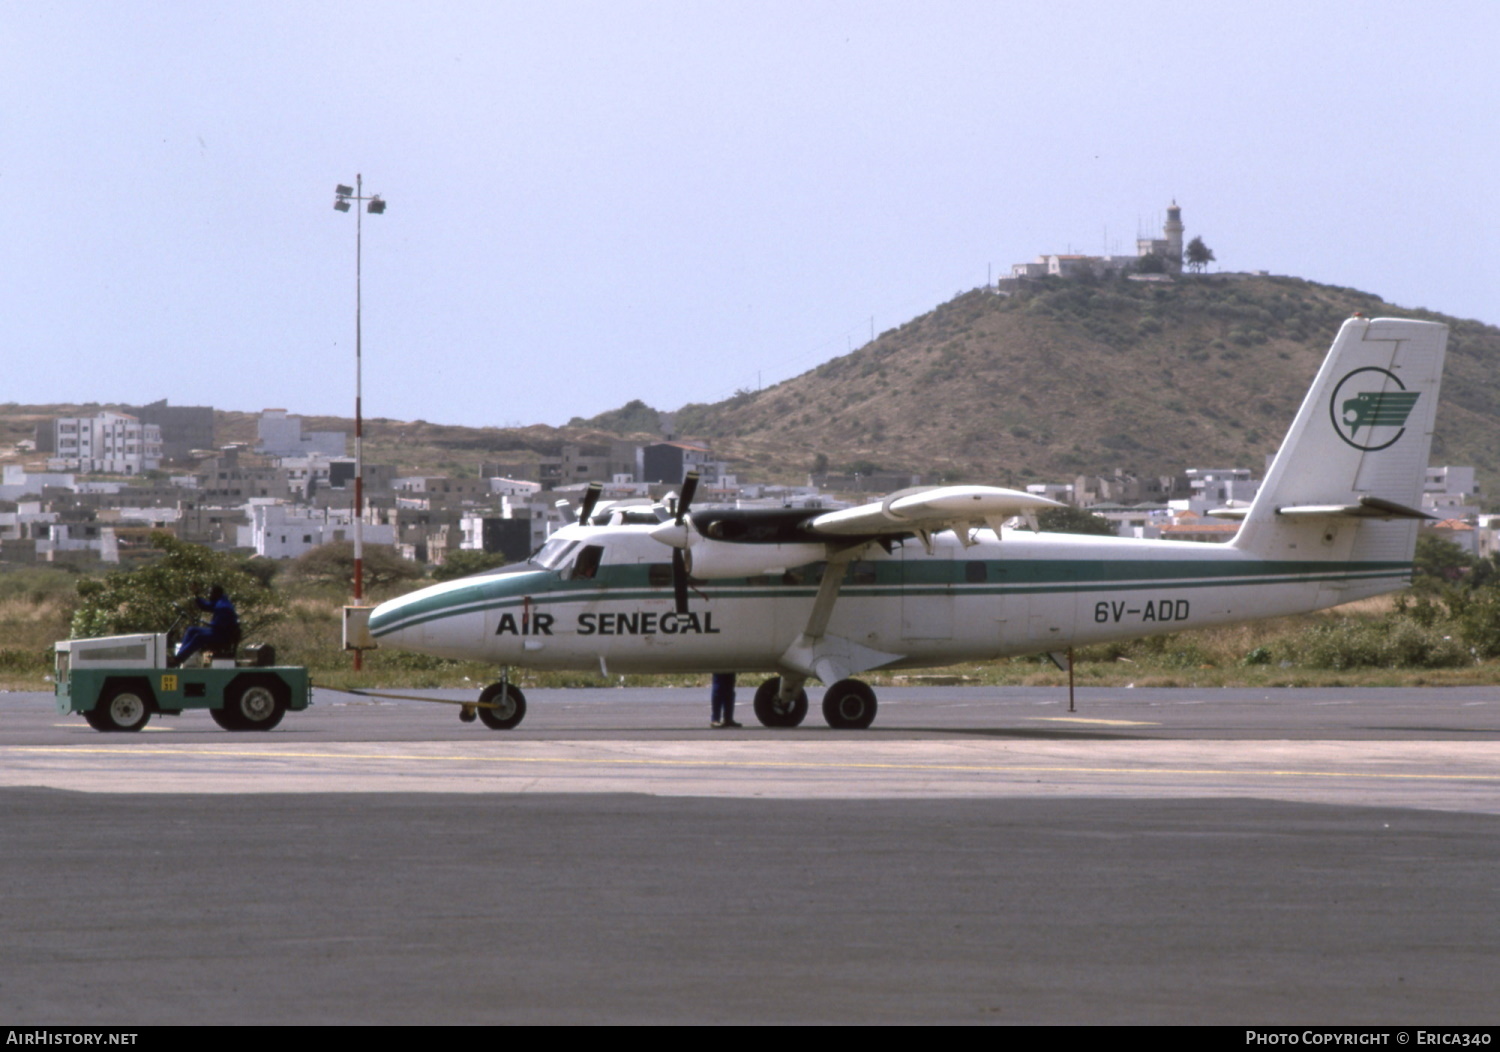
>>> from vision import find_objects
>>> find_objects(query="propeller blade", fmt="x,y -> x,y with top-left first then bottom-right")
675,471 -> 700,526
577,481 -> 603,524
672,548 -> 689,614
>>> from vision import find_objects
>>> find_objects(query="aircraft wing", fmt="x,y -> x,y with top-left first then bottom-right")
805,485 -> 1063,537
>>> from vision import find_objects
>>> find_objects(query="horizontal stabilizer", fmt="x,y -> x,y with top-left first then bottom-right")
1210,496 -> 1431,522
807,485 -> 1062,538
1274,496 -> 1433,521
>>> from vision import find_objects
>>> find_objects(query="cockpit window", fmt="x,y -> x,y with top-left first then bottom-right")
570,545 -> 605,580
533,538 -> 580,571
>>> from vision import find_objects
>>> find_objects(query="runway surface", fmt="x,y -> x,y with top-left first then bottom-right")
3,685 -> 1498,1024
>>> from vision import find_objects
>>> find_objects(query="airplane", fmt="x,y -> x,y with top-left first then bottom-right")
367,315 -> 1448,731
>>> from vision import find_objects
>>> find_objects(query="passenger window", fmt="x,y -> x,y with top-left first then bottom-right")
965,561 -> 987,583
647,563 -> 673,587
846,561 -> 878,585
782,564 -> 825,586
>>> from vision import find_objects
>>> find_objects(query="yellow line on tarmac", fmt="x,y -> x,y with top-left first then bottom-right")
1025,717 -> 1160,726
9,745 -> 1500,784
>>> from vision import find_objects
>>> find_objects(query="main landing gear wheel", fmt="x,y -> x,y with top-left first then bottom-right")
220,676 -> 289,731
753,677 -> 808,728
822,678 -> 878,730
94,683 -> 152,732
478,682 -> 526,730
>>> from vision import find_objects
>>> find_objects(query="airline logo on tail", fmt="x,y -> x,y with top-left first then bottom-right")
1330,367 -> 1420,451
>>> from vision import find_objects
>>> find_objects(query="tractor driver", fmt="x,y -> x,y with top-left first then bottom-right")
171,584 -> 241,667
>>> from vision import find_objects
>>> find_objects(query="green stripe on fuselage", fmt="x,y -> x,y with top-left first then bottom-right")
368,558 -> 1410,638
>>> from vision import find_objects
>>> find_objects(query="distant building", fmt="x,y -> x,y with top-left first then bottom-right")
1135,202 -> 1184,274
460,515 -> 535,562
1182,467 -> 1260,514
0,465 -> 76,501
197,447 -> 290,502
131,399 -> 215,462
255,409 -> 347,458
48,412 -> 162,475
240,503 -> 394,560
639,442 -> 727,485
812,472 -> 925,494
1422,465 -> 1481,520
1008,201 -> 1186,281
535,443 -> 638,488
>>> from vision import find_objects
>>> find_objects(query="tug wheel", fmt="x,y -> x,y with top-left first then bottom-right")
95,682 -> 152,732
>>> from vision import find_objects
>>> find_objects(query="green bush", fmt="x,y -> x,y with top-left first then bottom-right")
71,533 -> 281,640
1273,617 -> 1470,670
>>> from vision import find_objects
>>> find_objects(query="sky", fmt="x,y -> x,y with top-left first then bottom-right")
3,1 -> 1497,428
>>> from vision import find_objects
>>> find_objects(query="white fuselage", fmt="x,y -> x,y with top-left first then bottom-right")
368,523 -> 1408,675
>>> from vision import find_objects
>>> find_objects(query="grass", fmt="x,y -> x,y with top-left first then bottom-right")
9,583 -> 1500,695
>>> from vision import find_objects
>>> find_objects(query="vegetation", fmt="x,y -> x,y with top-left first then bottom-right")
1185,236 -> 1215,273
0,533 -> 1493,692
1037,505 -> 1116,536
568,398 -> 662,434
286,541 -> 424,590
431,549 -> 511,581
70,533 -> 281,640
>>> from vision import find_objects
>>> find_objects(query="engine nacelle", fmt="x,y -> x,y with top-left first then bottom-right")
686,539 -> 829,580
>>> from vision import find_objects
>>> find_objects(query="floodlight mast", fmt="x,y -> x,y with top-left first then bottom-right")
333,174 -> 386,670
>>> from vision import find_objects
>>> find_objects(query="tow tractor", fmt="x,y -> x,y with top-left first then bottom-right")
55,632 -> 311,732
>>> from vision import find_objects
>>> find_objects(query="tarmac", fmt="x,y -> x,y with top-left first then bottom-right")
2,684 -> 1497,1024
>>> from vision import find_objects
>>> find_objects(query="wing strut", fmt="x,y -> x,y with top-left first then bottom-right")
778,543 -> 903,686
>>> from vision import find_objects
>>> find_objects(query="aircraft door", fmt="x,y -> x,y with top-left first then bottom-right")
900,541 -> 954,641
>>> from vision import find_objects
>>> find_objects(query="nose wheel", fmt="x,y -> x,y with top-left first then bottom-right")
477,682 -> 526,730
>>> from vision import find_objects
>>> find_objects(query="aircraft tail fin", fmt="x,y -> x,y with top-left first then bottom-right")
1231,317 -> 1447,587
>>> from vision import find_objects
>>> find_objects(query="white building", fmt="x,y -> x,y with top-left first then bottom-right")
1422,466 -> 1481,520
255,410 -> 347,458
1180,467 -> 1261,515
488,476 -> 543,499
49,412 -> 162,475
239,502 -> 395,560
0,465 -> 76,501
1008,202 -> 1187,281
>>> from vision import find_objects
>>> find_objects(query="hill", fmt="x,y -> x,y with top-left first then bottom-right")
579,275 -> 1500,494
5,276 -> 1498,496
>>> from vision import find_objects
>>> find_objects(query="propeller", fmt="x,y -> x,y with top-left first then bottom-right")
577,481 -> 603,525
669,472 -> 700,614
